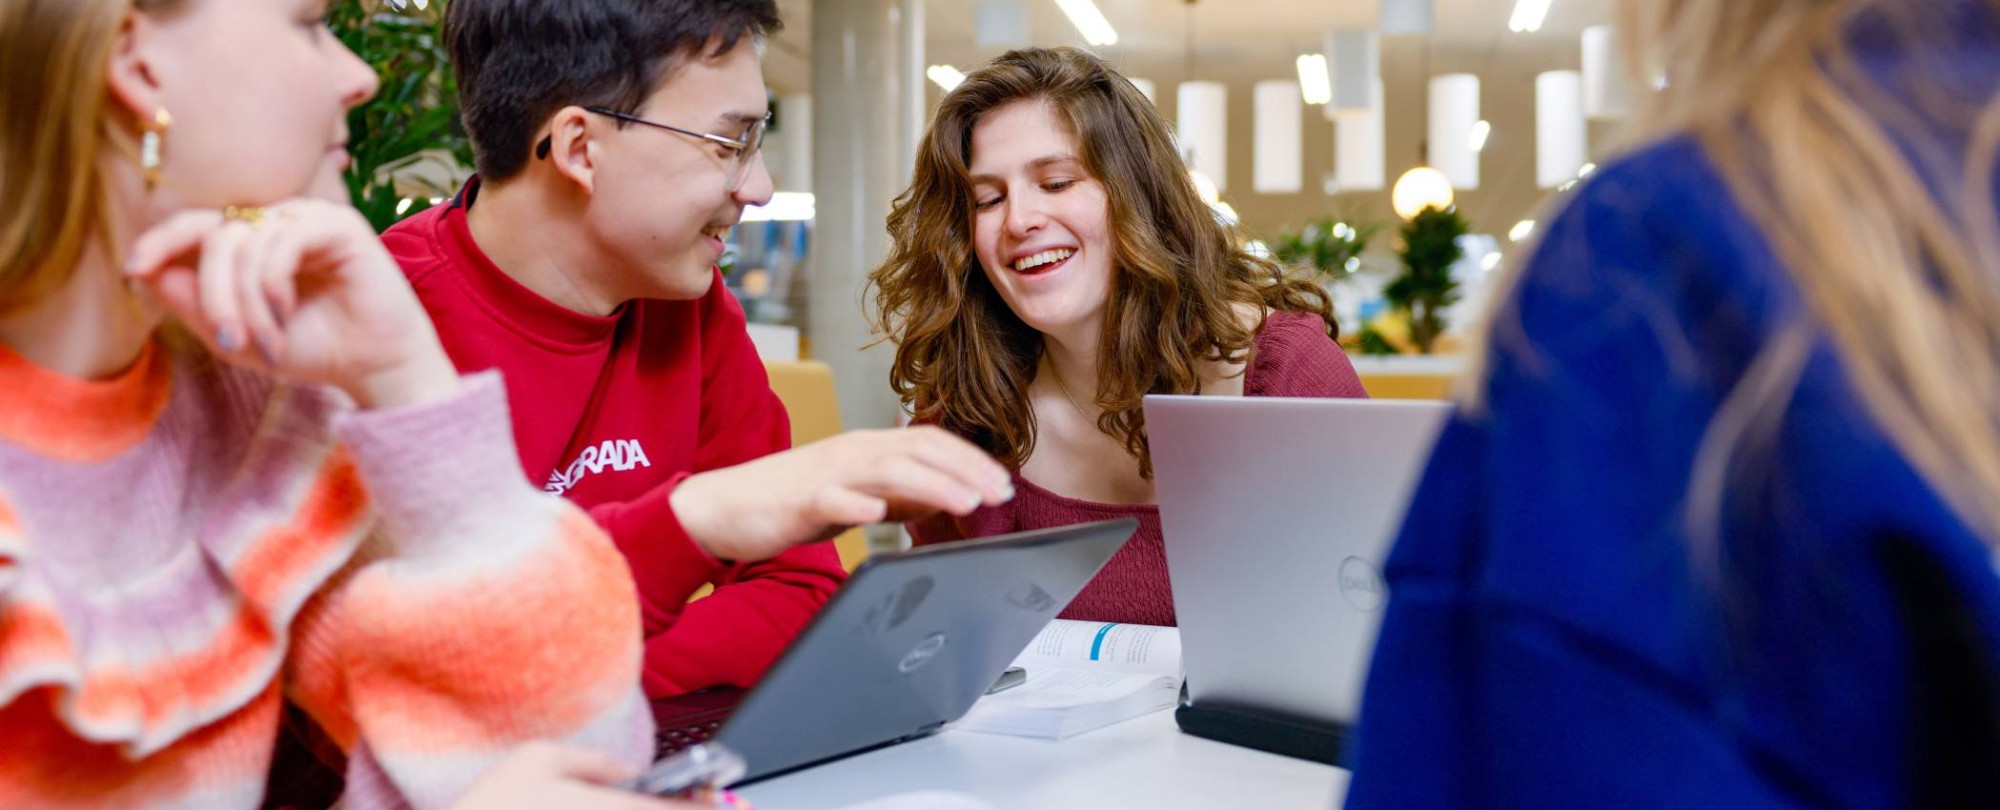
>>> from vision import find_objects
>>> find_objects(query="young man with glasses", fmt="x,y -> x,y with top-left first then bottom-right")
382,0 -> 1014,699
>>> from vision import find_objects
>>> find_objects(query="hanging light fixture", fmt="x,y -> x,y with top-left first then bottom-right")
1325,30 -> 1380,117
1380,0 -> 1433,35
1536,70 -> 1587,188
1175,0 -> 1229,212
1507,0 -> 1553,33
1391,36 -> 1455,219
1052,0 -> 1119,46
1428,73 -> 1481,190
926,65 -> 966,91
1190,167 -> 1221,205
1296,54 -> 1333,105
1334,78 -> 1386,191
1178,81 -> 1228,193
1582,25 -> 1631,119
1128,77 -> 1158,104
974,1 -> 1031,48
1393,166 -> 1454,219
1254,79 -> 1303,193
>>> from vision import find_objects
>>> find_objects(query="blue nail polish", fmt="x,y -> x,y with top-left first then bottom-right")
215,327 -> 242,352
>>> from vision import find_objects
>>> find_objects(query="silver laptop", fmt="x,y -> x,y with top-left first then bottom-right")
1144,396 -> 1450,753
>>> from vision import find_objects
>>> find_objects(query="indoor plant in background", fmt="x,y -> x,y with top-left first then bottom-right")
1272,216 -> 1379,286
1385,206 -> 1467,355
1272,216 -> 1398,354
331,0 -> 472,232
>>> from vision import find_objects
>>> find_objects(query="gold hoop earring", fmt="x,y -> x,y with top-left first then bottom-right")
141,108 -> 172,191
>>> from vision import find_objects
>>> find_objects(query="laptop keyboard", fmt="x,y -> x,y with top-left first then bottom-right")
656,717 -> 724,758
648,687 -> 746,760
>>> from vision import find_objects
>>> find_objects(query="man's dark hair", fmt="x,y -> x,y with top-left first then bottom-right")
445,0 -> 781,181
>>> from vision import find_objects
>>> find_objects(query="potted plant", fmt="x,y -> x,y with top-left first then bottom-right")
1386,206 -> 1467,354
1271,216 -> 1380,285
331,0 -> 472,232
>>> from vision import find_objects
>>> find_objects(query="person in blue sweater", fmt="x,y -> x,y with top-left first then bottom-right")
1346,0 -> 2000,807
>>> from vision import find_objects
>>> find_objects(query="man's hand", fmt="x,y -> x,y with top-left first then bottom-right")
671,426 -> 1014,562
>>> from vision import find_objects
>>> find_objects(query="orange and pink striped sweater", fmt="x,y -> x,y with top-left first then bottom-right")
0,338 -> 652,809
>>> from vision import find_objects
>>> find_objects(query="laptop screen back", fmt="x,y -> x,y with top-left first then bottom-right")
714,518 -> 1136,782
1146,396 -> 1450,726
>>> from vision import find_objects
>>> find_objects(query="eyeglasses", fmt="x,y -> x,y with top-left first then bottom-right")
534,106 -> 769,192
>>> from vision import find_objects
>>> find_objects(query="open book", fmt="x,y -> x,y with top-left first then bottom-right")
956,619 -> 1182,740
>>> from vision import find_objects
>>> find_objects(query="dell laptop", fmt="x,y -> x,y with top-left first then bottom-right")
1144,396 -> 1451,765
648,518 -> 1137,783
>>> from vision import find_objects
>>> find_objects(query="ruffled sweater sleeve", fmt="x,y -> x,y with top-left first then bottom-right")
0,338 -> 649,809
284,371 -> 651,808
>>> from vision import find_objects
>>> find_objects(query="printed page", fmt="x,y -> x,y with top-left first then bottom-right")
1009,619 -> 1182,677
958,669 -> 1180,738
979,669 -> 1168,709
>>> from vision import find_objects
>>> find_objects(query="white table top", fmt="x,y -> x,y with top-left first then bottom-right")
736,708 -> 1349,810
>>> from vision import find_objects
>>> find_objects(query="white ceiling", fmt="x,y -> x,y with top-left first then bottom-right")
761,0 -> 1621,235
767,0 -> 1613,91
929,0 -> 1610,58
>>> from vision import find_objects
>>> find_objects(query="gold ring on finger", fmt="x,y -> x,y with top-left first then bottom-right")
222,205 -> 267,227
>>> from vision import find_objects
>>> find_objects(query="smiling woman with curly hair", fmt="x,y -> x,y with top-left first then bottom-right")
868,46 -> 1368,626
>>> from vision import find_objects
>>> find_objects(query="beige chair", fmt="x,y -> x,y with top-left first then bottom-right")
763,359 -> 871,570
1358,372 -> 1455,400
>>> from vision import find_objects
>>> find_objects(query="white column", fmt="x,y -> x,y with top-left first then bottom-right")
1326,30 -> 1379,117
1177,81 -> 1228,192
1253,80 -> 1302,194
898,0 -> 924,186
1536,70 -> 1587,188
1428,73 -> 1480,190
812,0 -> 905,435
770,95 -> 813,193
1334,79 -> 1385,191
1582,25 -> 1631,120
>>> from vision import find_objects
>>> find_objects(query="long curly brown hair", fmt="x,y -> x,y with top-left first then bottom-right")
869,47 -> 1334,478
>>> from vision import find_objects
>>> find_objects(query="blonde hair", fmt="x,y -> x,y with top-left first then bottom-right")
0,0 -> 180,315
1473,0 -> 2000,545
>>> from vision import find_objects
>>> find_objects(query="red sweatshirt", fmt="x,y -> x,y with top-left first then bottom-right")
383,182 -> 845,698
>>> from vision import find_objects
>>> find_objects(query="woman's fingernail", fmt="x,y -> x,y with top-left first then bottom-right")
215,326 -> 242,352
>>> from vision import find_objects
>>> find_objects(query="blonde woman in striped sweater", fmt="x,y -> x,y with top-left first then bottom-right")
0,1 -> 697,807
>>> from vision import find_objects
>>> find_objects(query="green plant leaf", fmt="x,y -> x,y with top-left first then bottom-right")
332,0 -> 467,233
1268,214 -> 1379,284
1391,206 -> 1469,353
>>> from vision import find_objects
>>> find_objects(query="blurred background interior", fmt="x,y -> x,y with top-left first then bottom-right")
341,0 -> 1624,427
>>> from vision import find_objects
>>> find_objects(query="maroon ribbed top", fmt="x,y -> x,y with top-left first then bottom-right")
909,311 -> 1369,626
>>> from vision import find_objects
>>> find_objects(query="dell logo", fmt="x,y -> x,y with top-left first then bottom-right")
899,632 -> 949,673
1338,557 -> 1387,612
